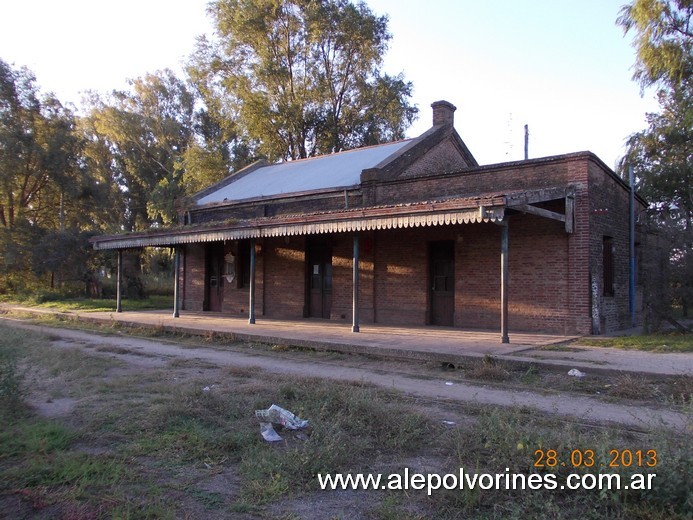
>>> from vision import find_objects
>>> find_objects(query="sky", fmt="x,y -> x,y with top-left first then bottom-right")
0,0 -> 659,170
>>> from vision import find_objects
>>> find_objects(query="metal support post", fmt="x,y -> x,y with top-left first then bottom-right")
249,238 -> 256,324
352,234 -> 360,333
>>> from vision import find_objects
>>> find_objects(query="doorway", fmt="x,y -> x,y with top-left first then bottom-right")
429,241 -> 454,326
206,242 -> 224,312
307,244 -> 333,319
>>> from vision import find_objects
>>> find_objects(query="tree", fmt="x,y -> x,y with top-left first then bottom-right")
0,60 -> 71,229
620,81 -> 692,316
618,0 -> 692,319
191,0 -> 418,161
0,59 -> 107,292
83,70 -> 196,228
622,84 -> 692,228
617,0 -> 692,89
184,43 -> 258,193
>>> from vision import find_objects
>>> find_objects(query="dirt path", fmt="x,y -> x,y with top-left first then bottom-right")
5,318 -> 690,432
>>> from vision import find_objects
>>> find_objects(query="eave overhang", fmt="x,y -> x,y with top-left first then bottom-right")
91,186 -> 578,251
91,196 -> 508,251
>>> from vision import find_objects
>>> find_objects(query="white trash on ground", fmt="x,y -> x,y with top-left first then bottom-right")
568,368 -> 586,378
259,422 -> 284,442
255,404 -> 309,442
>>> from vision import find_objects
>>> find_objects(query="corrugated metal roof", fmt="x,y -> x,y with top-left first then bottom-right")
91,207 -> 505,250
197,139 -> 413,205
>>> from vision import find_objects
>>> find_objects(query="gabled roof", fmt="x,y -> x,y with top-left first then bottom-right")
196,139 -> 413,205
190,100 -> 479,208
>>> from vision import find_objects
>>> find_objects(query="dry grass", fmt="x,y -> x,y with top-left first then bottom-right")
1,323 -> 691,519
609,373 -> 656,399
465,354 -> 510,381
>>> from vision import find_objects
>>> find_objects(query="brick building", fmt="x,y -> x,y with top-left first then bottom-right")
92,101 -> 645,339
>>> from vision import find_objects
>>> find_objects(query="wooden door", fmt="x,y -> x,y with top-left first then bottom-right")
430,241 -> 454,326
308,245 -> 332,319
206,243 -> 224,312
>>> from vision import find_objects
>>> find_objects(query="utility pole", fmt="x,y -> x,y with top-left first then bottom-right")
524,124 -> 529,160
629,165 -> 636,327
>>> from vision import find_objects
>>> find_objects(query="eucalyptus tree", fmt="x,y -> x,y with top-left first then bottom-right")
617,0 -> 692,90
618,0 -> 692,316
184,42 -> 258,194
190,0 -> 418,161
0,59 -> 64,230
83,69 -> 196,229
0,59 -> 103,289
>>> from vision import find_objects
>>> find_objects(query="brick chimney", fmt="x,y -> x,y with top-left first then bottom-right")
431,100 -> 456,127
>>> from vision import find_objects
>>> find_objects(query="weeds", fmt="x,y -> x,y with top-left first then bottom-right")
0,321 -> 691,519
609,374 -> 655,400
0,345 -> 25,416
520,364 -> 540,384
578,332 -> 692,353
667,375 -> 693,404
439,407 -> 692,518
466,354 -> 510,381
0,419 -> 76,459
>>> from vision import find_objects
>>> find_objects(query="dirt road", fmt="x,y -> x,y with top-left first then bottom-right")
5,318 -> 690,432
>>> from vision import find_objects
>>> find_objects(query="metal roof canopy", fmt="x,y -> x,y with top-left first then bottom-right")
91,186 -> 575,251
196,140 -> 413,205
92,200 -> 505,250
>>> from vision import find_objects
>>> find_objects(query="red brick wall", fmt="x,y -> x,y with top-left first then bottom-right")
509,218 -> 573,333
182,243 -> 205,311
180,240 -> 266,316
262,237 -> 307,318
373,229 -> 428,325
330,232 -> 376,323
220,241 -> 264,316
181,221 -> 587,333
370,154 -> 590,206
399,138 -> 471,179
178,153 -> 642,335
587,161 -> 643,333
190,192 -> 363,224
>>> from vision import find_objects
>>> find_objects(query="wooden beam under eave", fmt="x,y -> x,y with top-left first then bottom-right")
514,204 -> 566,223
504,187 -> 569,206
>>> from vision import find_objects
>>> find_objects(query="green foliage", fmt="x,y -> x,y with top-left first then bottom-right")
195,0 -> 418,161
83,70 -> 196,227
618,1 -> 692,319
0,59 -> 115,296
621,85 -> 692,318
4,452 -> 128,489
617,0 -> 692,90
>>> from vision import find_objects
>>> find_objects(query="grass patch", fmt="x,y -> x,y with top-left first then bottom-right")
609,374 -> 656,400
0,419 -> 76,459
578,332 -> 693,352
0,341 -> 26,416
437,408 -> 691,518
4,451 -> 128,489
17,294 -> 173,312
0,321 -> 691,518
238,380 -> 430,505
466,354 -> 511,381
